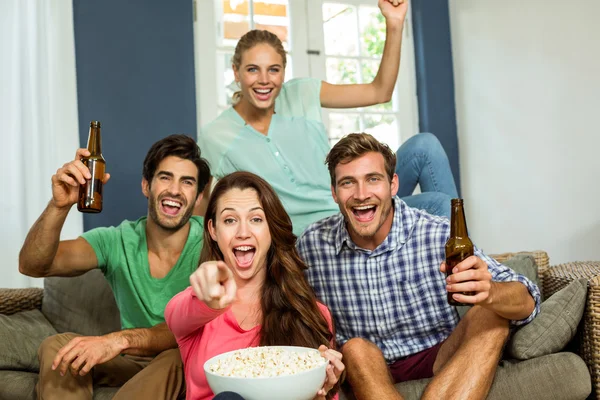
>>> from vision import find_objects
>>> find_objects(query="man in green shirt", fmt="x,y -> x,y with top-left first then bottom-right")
19,134 -> 210,399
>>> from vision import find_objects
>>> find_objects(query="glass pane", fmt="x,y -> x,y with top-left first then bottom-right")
217,52 -> 236,108
285,54 -> 293,82
326,58 -> 359,85
221,0 -> 251,47
361,60 -> 393,111
363,114 -> 399,150
358,6 -> 385,58
254,0 -> 290,49
328,113 -> 360,145
323,3 -> 359,56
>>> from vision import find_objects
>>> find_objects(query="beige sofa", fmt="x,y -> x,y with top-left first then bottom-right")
0,251 -> 597,400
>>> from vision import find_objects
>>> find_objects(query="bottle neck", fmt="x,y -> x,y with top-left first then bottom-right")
87,126 -> 102,155
450,202 -> 469,238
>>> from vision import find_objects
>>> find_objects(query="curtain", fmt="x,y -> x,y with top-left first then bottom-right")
0,0 -> 82,288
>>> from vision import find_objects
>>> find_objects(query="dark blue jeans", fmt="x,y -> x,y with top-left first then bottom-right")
213,392 -> 245,400
396,132 -> 459,218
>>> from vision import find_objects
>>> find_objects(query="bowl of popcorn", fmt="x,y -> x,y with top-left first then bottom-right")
204,346 -> 328,400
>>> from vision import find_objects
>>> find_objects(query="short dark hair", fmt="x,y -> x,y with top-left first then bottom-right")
142,134 -> 211,196
325,133 -> 396,187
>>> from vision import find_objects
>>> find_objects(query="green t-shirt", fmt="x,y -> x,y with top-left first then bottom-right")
82,216 -> 203,329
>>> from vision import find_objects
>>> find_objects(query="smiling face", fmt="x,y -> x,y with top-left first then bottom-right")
233,43 -> 285,112
332,151 -> 399,250
142,156 -> 199,232
208,188 -> 272,285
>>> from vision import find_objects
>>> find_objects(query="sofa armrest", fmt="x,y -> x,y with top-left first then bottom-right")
0,288 -> 43,315
542,261 -> 600,398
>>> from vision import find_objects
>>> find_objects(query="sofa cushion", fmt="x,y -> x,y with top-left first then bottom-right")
42,269 -> 121,336
0,370 -> 120,400
502,254 -> 539,288
339,352 -> 590,400
0,309 -> 57,372
0,370 -> 38,400
506,278 -> 587,360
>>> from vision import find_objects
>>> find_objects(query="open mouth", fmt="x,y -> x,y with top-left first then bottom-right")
253,88 -> 273,101
233,245 -> 256,268
351,204 -> 377,223
160,199 -> 182,216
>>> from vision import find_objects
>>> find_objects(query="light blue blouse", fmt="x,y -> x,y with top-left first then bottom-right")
198,78 -> 339,236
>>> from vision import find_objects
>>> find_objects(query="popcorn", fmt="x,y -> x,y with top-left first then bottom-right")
208,347 -> 327,378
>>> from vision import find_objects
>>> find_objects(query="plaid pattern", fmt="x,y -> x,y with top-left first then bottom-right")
297,198 -> 541,363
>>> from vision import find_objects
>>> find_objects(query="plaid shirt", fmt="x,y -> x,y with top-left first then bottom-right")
297,197 -> 541,363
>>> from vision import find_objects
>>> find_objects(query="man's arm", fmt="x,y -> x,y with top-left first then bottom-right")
484,281 -> 536,321
19,202 -> 98,277
443,256 -> 538,321
53,323 -> 177,377
440,256 -> 539,322
112,322 -> 178,357
19,148 -> 109,278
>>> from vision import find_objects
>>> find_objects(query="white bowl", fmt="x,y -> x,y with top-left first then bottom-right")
204,346 -> 327,400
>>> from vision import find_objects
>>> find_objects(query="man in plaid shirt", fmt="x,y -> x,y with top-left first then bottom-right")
297,133 -> 541,400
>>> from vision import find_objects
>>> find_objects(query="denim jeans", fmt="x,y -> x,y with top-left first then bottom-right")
213,392 -> 245,400
396,132 -> 458,218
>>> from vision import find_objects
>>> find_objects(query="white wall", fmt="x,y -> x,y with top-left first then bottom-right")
449,0 -> 600,265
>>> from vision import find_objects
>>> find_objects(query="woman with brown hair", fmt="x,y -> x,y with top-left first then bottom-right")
165,171 -> 344,400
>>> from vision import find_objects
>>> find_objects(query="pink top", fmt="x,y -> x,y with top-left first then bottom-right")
165,286 -> 338,400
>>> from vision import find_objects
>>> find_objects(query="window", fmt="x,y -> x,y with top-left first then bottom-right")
194,0 -> 418,150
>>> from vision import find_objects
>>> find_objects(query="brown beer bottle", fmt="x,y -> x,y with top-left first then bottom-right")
445,198 -> 474,306
77,121 -> 106,213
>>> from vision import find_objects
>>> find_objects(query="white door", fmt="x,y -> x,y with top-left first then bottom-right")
194,0 -> 419,150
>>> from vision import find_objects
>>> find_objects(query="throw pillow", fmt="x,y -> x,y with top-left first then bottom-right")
501,254 -> 539,289
506,278 -> 587,360
0,309 -> 57,371
42,269 -> 120,336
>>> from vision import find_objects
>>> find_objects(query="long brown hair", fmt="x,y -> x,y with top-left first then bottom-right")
201,172 -> 331,348
231,29 -> 287,103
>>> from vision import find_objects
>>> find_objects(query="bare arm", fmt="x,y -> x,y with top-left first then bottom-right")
19,148 -> 109,278
320,0 -> 408,108
110,322 -> 177,356
19,202 -> 98,278
444,256 -> 536,321
53,323 -> 178,376
484,281 -> 536,321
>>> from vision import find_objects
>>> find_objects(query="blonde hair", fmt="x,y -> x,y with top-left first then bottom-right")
325,133 -> 397,187
232,30 -> 287,103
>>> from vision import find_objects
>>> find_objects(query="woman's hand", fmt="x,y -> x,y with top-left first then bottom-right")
190,261 -> 237,309
379,0 -> 409,24
314,345 -> 345,399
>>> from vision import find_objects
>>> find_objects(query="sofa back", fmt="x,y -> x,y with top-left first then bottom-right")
42,269 -> 121,335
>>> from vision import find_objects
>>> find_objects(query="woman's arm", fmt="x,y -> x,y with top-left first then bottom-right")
320,0 -> 408,109
164,286 -> 227,340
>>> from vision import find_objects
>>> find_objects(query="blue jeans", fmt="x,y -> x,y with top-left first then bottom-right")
396,132 -> 458,218
213,392 -> 245,400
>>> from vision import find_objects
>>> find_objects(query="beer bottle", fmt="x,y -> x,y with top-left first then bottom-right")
77,121 -> 106,213
445,198 -> 474,306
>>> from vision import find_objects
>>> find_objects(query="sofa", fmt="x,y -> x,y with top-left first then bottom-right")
0,250 -> 597,400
